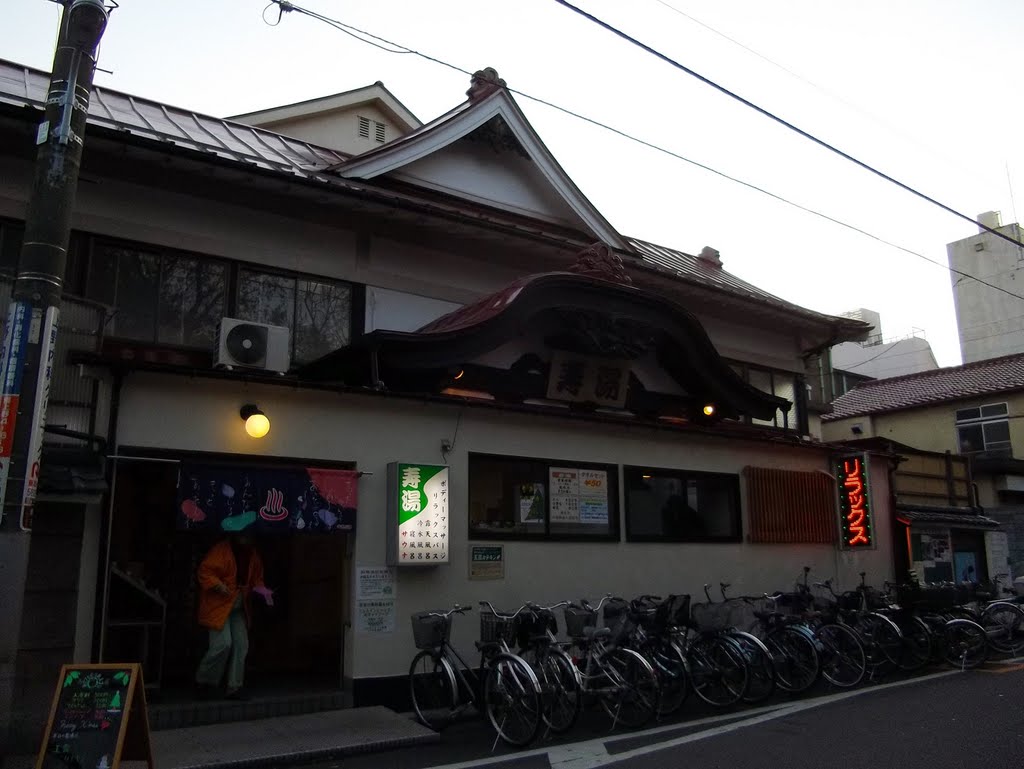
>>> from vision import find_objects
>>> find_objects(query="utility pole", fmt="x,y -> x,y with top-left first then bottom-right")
0,0 -> 109,757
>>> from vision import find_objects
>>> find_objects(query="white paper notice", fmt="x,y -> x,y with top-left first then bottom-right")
356,599 -> 395,633
357,567 -> 396,600
549,468 -> 581,523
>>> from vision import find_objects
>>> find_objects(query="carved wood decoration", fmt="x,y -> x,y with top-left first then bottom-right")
566,242 -> 632,285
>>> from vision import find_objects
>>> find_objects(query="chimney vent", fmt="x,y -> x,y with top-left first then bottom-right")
697,246 -> 722,268
978,211 -> 1002,233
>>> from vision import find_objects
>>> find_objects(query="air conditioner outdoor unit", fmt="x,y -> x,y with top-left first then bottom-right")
216,318 -> 290,374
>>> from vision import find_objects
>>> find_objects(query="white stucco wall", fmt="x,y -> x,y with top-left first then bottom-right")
255,104 -> 400,156
831,337 -> 938,379
115,373 -> 894,682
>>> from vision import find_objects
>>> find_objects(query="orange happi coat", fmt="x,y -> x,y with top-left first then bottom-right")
196,539 -> 265,630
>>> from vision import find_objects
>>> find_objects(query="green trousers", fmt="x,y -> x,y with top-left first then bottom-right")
195,594 -> 249,691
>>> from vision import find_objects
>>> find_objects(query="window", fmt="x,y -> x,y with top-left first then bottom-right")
956,403 -> 1012,457
87,243 -> 228,346
468,453 -> 618,540
624,466 -> 741,542
728,362 -> 802,431
237,270 -> 353,364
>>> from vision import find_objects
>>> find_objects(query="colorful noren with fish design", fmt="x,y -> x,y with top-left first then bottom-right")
176,462 -> 358,534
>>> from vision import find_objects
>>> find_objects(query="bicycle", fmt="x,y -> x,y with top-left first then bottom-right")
612,594 -> 691,716
408,604 -> 543,747
566,596 -> 661,729
503,600 -> 583,735
708,583 -> 777,703
676,593 -> 751,707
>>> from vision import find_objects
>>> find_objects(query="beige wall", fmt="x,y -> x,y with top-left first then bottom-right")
259,103 -> 400,155
823,394 -> 1024,456
116,373 -> 894,681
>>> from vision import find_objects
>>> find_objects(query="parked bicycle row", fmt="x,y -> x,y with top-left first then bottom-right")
407,568 -> 1024,748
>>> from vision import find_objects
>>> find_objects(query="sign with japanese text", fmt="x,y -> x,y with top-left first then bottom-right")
177,463 -> 358,533
20,305 -> 59,531
545,352 -> 630,408
469,545 -> 504,580
357,567 -> 395,600
836,454 -> 874,549
356,599 -> 396,633
0,300 -> 31,527
549,467 -> 609,525
387,463 -> 449,566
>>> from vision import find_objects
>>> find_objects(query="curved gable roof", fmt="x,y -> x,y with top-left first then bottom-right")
335,86 -> 628,249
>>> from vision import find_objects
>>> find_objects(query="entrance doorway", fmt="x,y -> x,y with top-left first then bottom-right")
102,458 -> 348,696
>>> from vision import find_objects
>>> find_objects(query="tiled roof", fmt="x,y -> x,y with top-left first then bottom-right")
896,509 -> 999,530
0,60 -> 348,179
824,352 -> 1024,420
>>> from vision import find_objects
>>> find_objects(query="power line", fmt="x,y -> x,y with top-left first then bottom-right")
264,0 -> 1024,307
552,0 -> 1024,253
649,0 -> 1002,194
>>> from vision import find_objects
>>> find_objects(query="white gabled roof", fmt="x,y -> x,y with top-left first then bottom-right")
336,87 -> 628,249
230,81 -> 422,134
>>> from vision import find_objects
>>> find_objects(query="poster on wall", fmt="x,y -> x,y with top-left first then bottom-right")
517,483 -> 545,524
177,463 -> 358,533
356,599 -> 396,633
357,567 -> 396,600
835,453 -> 874,549
387,463 -> 449,566
549,467 -> 609,525
469,545 -> 504,580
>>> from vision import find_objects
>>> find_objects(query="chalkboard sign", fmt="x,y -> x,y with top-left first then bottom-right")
36,663 -> 153,769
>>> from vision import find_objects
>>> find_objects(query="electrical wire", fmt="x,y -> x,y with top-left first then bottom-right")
262,0 -> 1024,307
649,0 -> 1000,192
552,0 -> 1024,253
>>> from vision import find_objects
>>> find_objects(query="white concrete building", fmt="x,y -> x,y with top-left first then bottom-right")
0,59 -> 892,741
948,211 -> 1024,364
831,308 -> 938,383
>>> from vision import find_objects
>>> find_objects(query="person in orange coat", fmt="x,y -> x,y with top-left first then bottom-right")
194,534 -> 271,699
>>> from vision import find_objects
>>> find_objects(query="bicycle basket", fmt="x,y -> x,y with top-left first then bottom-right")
564,605 -> 598,638
411,611 -> 451,650
689,601 -> 733,632
602,598 -> 630,628
836,591 -> 862,613
479,609 -> 517,644
516,608 -> 557,647
669,594 -> 691,626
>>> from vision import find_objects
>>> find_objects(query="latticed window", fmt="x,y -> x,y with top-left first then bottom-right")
745,466 -> 836,544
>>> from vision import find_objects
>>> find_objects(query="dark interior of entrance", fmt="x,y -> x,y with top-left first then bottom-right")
104,460 -> 346,696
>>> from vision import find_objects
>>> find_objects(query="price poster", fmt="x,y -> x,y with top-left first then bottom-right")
549,467 -> 608,524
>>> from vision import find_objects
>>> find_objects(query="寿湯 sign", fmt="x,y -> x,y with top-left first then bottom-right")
36,663 -> 153,769
387,463 -> 449,566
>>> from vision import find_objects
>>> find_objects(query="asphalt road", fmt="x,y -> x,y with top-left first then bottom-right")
312,662 -> 1024,769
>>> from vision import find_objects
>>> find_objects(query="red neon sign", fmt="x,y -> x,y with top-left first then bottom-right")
836,454 -> 873,548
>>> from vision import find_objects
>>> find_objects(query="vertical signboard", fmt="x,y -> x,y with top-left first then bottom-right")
387,463 -> 449,566
836,453 -> 874,549
0,300 -> 31,526
20,306 -> 59,530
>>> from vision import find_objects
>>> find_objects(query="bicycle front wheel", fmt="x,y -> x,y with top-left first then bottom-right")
522,646 -> 582,735
943,618 -> 989,669
687,635 -> 749,707
982,602 -> 1024,655
766,626 -> 819,693
599,647 -> 660,729
409,650 -> 457,730
730,631 -> 776,703
484,654 -> 543,747
646,638 -> 689,716
816,623 -> 865,688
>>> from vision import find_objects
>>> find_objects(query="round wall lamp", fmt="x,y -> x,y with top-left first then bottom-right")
702,403 -> 716,417
240,404 -> 270,438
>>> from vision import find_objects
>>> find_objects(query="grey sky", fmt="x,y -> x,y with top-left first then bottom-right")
4,0 -> 1023,367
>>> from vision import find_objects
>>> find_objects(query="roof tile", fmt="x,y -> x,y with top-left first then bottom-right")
823,352 -> 1024,420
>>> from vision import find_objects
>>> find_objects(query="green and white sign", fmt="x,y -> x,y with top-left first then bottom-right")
387,463 -> 449,566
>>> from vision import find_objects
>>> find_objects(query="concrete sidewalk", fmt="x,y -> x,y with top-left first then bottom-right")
9,706 -> 438,769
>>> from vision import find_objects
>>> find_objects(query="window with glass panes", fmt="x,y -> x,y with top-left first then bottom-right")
80,236 -> 353,366
956,403 -> 1012,457
624,466 -> 741,542
468,453 -> 619,541
727,362 -> 801,431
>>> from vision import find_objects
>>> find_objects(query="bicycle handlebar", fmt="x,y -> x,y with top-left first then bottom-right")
478,600 -> 529,620
423,604 -> 473,619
